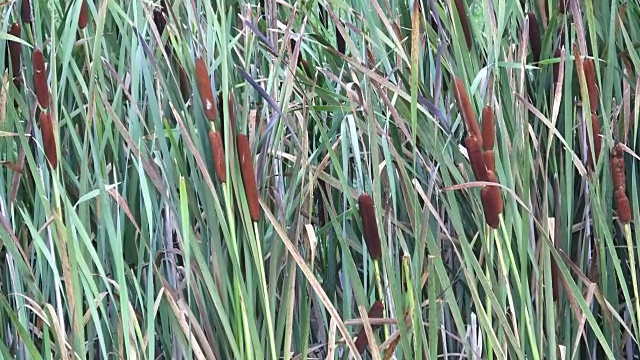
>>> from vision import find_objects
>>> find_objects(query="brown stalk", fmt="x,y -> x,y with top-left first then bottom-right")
358,193 -> 381,261
527,12 -> 542,62
21,0 -> 33,24
354,300 -> 385,354
208,130 -> 226,183
39,111 -> 57,170
78,0 -> 88,29
464,135 -> 488,181
194,57 -> 217,121
32,49 -> 49,109
237,134 -> 260,222
8,23 -> 22,90
453,0 -> 472,50
453,77 -> 482,145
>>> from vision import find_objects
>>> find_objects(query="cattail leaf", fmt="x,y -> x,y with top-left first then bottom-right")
32,49 -> 49,109
357,193 -> 382,261
194,57 -> 217,121
237,134 -> 260,222
208,130 -> 226,183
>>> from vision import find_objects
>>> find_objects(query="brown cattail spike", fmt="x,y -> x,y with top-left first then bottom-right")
358,194 -> 382,261
237,134 -> 260,222
464,135 -> 488,181
611,144 -> 632,223
194,58 -> 216,121
177,62 -> 189,102
8,23 -> 22,89
453,0 -> 472,50
453,77 -> 482,145
354,300 -> 385,354
527,12 -> 541,62
481,105 -> 494,151
614,189 -> 632,224
587,113 -> 601,170
480,170 -> 502,229
32,49 -> 49,109
484,150 -> 496,173
208,130 -> 226,183
21,0 -> 33,24
78,0 -> 88,29
583,59 -> 599,113
39,111 -> 57,169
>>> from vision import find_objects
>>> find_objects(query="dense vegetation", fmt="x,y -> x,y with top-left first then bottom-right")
0,0 -> 638,359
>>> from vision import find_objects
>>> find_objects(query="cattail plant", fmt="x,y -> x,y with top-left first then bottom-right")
353,300 -> 385,354
177,62 -> 189,102
453,0 -> 472,50
583,59 -> 599,113
587,113 -> 602,170
21,0 -> 33,24
78,0 -> 88,29
194,57 -> 217,121
208,130 -> 226,183
481,105 -> 496,172
611,144 -> 632,223
32,49 -> 49,109
8,23 -> 22,90
237,134 -> 260,222
453,77 -> 482,145
527,12 -> 541,62
480,180 -> 502,229
358,194 -> 382,260
153,5 -> 166,35
39,111 -> 57,169
464,135 -> 488,182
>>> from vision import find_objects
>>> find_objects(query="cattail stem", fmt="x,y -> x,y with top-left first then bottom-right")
237,134 -> 260,221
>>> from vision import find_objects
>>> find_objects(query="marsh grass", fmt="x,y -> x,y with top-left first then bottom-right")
0,0 -> 639,359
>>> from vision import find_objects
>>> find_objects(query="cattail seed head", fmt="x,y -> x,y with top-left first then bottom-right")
481,105 -> 494,151
614,189 -> 632,224
153,6 -> 166,35
194,57 -> 216,121
336,21 -> 346,55
8,23 -> 22,89
483,150 -> 496,174
32,49 -> 49,109
583,59 -> 599,113
464,135 -> 488,181
354,300 -> 385,354
453,0 -> 472,50
39,111 -> 57,169
587,113 -> 601,170
481,185 -> 501,229
177,61 -> 189,102
453,77 -> 482,145
611,144 -> 626,190
21,0 -> 33,24
208,130 -> 226,183
527,12 -> 541,62
237,134 -> 260,222
358,193 -> 382,261
78,0 -> 88,29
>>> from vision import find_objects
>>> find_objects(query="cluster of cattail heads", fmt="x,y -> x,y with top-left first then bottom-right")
453,77 -> 503,229
237,134 -> 260,222
611,144 -> 632,223
358,194 -> 382,261
353,300 -> 384,354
